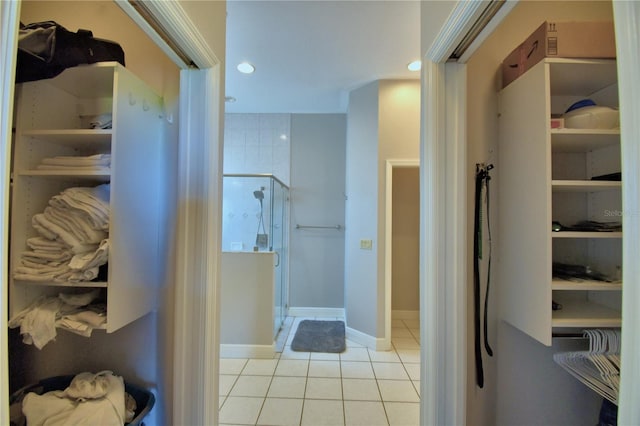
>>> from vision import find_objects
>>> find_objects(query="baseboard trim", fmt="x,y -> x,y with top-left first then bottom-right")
288,307 -> 345,318
220,344 -> 275,359
392,310 -> 420,320
345,326 -> 390,351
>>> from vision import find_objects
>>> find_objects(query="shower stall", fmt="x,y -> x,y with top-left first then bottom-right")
221,174 -> 289,350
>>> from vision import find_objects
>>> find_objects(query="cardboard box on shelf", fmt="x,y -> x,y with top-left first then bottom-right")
502,42 -> 525,88
502,21 -> 616,88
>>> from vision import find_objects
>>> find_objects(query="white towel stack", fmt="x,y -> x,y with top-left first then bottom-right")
36,153 -> 111,173
14,184 -> 110,283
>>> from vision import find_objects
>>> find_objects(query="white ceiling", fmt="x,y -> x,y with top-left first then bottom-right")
224,0 -> 422,114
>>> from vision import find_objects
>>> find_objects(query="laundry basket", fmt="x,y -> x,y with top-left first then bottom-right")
9,375 -> 155,426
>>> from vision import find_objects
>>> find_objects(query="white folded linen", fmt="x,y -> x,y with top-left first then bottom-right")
69,239 -> 109,271
54,267 -> 99,282
36,165 -> 110,172
44,206 -> 107,245
26,236 -> 68,252
14,264 -> 71,282
49,185 -> 110,231
40,154 -> 111,167
20,250 -> 73,264
32,214 -> 84,251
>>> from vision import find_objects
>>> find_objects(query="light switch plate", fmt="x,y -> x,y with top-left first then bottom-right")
360,239 -> 373,250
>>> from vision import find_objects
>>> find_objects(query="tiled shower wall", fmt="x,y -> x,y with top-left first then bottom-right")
222,114 -> 291,251
223,113 -> 291,184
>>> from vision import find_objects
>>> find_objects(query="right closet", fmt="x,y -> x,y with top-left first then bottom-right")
498,57 -> 621,346
464,1 -> 621,425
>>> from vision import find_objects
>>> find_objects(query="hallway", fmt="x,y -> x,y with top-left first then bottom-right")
219,317 -> 421,425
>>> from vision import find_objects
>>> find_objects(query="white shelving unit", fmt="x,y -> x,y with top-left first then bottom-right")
10,63 -> 165,333
498,58 -> 622,346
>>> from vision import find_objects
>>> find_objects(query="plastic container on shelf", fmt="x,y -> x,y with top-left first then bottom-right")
9,375 -> 155,426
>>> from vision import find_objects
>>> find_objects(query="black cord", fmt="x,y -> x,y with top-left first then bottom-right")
483,165 -> 494,357
473,164 -> 485,388
474,163 -> 494,388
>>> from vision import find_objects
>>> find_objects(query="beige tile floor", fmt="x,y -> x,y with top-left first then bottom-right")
219,316 -> 421,426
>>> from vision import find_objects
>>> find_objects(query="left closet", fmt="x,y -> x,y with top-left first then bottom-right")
7,3 -> 180,421
10,62 -> 163,334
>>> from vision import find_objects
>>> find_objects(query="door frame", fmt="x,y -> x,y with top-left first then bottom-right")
612,2 -> 640,424
0,1 -> 21,421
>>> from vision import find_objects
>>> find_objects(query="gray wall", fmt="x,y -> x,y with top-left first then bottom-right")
345,82 -> 380,336
345,80 -> 420,339
289,114 -> 347,309
465,1 -> 614,424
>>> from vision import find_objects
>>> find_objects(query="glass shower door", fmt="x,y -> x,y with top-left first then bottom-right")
271,179 -> 288,338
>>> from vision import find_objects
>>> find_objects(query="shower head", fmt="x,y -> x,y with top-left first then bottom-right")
253,190 -> 264,200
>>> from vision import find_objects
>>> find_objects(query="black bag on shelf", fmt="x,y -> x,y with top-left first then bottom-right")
16,21 -> 125,83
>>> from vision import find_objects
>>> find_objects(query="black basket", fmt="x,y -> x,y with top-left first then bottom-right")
9,375 -> 154,426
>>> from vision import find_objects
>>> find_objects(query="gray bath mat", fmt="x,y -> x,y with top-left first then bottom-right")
291,320 -> 346,353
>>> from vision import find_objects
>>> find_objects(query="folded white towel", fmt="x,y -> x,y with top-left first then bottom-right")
54,267 -> 99,283
49,185 -> 110,231
32,214 -> 83,250
40,154 -> 111,167
69,239 -> 109,271
44,206 -> 107,245
14,264 -> 71,282
26,236 -> 69,252
36,165 -> 110,173
20,250 -> 73,264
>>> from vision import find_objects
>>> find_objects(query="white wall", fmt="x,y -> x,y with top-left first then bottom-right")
290,114 -> 347,309
465,2 -> 614,424
345,79 -> 420,339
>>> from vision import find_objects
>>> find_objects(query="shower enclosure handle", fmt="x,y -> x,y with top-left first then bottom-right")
275,251 -> 280,267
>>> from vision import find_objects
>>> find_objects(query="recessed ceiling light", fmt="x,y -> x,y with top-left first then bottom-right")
225,96 -> 236,103
237,62 -> 255,74
407,60 -> 422,72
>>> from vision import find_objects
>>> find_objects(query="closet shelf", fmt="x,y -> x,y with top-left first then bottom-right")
551,129 -> 620,153
552,300 -> 621,328
18,170 -> 111,182
552,231 -> 622,239
551,180 -> 621,191
14,280 -> 108,288
552,280 -> 622,291
22,129 -> 112,144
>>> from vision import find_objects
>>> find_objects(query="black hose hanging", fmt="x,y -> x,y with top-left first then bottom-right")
474,163 -> 494,389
